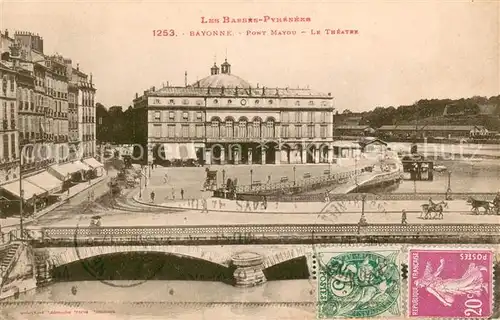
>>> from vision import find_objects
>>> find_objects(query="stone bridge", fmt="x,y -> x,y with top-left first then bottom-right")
33,244 -> 312,287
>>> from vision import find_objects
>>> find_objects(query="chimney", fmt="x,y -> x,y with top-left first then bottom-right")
262,86 -> 265,95
257,83 -> 259,88
328,92 -> 331,96
90,73 -> 93,84
167,81 -> 169,87
221,86 -> 225,95
77,63 -> 79,71
248,86 -> 252,96
4,29 -> 8,38
184,71 -> 187,87
152,86 -> 155,91
207,86 -> 211,94
135,93 -> 138,98
235,86 -> 238,96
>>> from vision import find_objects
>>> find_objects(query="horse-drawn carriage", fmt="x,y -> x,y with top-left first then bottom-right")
467,196 -> 500,215
421,201 -> 448,220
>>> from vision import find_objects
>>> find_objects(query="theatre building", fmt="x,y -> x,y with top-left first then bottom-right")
132,60 -> 335,165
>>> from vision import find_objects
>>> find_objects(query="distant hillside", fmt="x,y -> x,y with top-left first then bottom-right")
359,95 -> 500,130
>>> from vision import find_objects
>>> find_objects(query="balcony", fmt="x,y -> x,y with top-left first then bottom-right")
10,120 -> 16,130
2,120 -> 7,130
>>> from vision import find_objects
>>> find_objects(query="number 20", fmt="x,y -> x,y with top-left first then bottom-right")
464,298 -> 482,316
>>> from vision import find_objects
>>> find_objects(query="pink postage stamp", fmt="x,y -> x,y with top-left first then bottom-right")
409,248 -> 493,318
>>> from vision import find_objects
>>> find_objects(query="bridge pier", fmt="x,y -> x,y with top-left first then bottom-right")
34,251 -> 53,286
231,252 -> 267,287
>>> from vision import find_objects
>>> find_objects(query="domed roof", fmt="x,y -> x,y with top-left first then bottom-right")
192,73 -> 251,88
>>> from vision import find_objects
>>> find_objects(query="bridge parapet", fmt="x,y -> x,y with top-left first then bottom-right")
29,224 -> 500,245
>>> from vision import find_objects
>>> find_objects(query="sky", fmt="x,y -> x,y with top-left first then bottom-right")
1,0 -> 499,112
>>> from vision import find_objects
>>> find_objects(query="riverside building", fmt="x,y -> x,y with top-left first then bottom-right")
132,59 -> 335,165
0,29 -> 102,216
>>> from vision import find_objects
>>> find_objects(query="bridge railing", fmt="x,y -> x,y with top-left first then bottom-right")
33,224 -> 500,242
235,167 -> 369,194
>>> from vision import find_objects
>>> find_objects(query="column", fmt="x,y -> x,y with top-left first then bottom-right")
314,149 -> 320,164
234,149 -> 239,165
205,148 -> 212,165
301,148 -> 307,164
261,148 -> 266,165
247,148 -> 253,165
220,147 -> 225,165
328,146 -> 334,163
275,147 -> 281,165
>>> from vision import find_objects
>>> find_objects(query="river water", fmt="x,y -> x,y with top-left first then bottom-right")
1,280 -> 315,319
374,142 -> 500,194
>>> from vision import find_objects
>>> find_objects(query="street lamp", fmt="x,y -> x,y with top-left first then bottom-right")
446,171 -> 452,200
19,190 -> 24,238
293,166 -> 296,186
250,169 -> 253,190
222,169 -> 226,188
139,175 -> 142,199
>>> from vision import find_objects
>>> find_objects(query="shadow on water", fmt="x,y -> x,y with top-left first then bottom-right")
50,253 -> 311,285
263,256 -> 310,281
51,252 -> 236,285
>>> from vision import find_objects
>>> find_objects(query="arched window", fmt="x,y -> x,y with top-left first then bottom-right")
253,118 -> 261,138
211,118 -> 220,138
266,119 -> 275,138
238,119 -> 247,138
225,119 -> 234,138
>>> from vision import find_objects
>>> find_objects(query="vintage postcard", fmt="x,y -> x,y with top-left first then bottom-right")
0,0 -> 499,319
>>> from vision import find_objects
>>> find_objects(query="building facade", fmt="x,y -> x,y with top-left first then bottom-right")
0,29 -> 100,213
133,60 -> 335,165
67,64 -> 96,160
0,60 -> 19,186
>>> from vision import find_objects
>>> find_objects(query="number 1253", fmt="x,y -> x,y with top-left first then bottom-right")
153,29 -> 176,36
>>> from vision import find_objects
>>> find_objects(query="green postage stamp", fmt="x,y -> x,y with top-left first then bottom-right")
316,247 -> 402,318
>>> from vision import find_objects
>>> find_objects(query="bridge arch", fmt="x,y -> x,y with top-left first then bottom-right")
46,245 -> 231,268
262,247 -> 309,269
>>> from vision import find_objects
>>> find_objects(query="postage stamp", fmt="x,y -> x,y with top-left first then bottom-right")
316,247 -> 403,318
409,248 -> 494,318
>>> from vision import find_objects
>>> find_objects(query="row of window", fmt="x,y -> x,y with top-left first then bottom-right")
161,98 -> 330,107
0,101 -> 16,126
151,123 -> 329,139
152,111 -> 330,123
0,133 -> 17,160
1,75 -> 16,93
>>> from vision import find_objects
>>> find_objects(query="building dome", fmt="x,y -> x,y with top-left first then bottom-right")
192,73 -> 251,88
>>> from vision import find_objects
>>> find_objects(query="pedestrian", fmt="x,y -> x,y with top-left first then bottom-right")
180,188 -> 184,200
150,191 -> 155,203
401,210 -> 408,225
171,188 -> 175,200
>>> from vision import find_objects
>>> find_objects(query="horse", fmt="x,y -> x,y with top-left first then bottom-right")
466,197 -> 493,215
421,201 -> 448,220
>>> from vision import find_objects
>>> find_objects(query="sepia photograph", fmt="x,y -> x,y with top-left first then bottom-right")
0,0 -> 499,319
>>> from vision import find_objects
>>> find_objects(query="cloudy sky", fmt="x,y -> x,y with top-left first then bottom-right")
1,0 -> 498,111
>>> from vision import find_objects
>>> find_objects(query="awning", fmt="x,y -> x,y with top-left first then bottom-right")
1,180 -> 48,200
48,162 -> 83,180
73,160 -> 92,171
25,171 -> 63,194
162,143 -> 196,160
83,158 -> 104,168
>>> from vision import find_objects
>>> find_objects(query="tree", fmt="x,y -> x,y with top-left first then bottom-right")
96,103 -> 111,143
